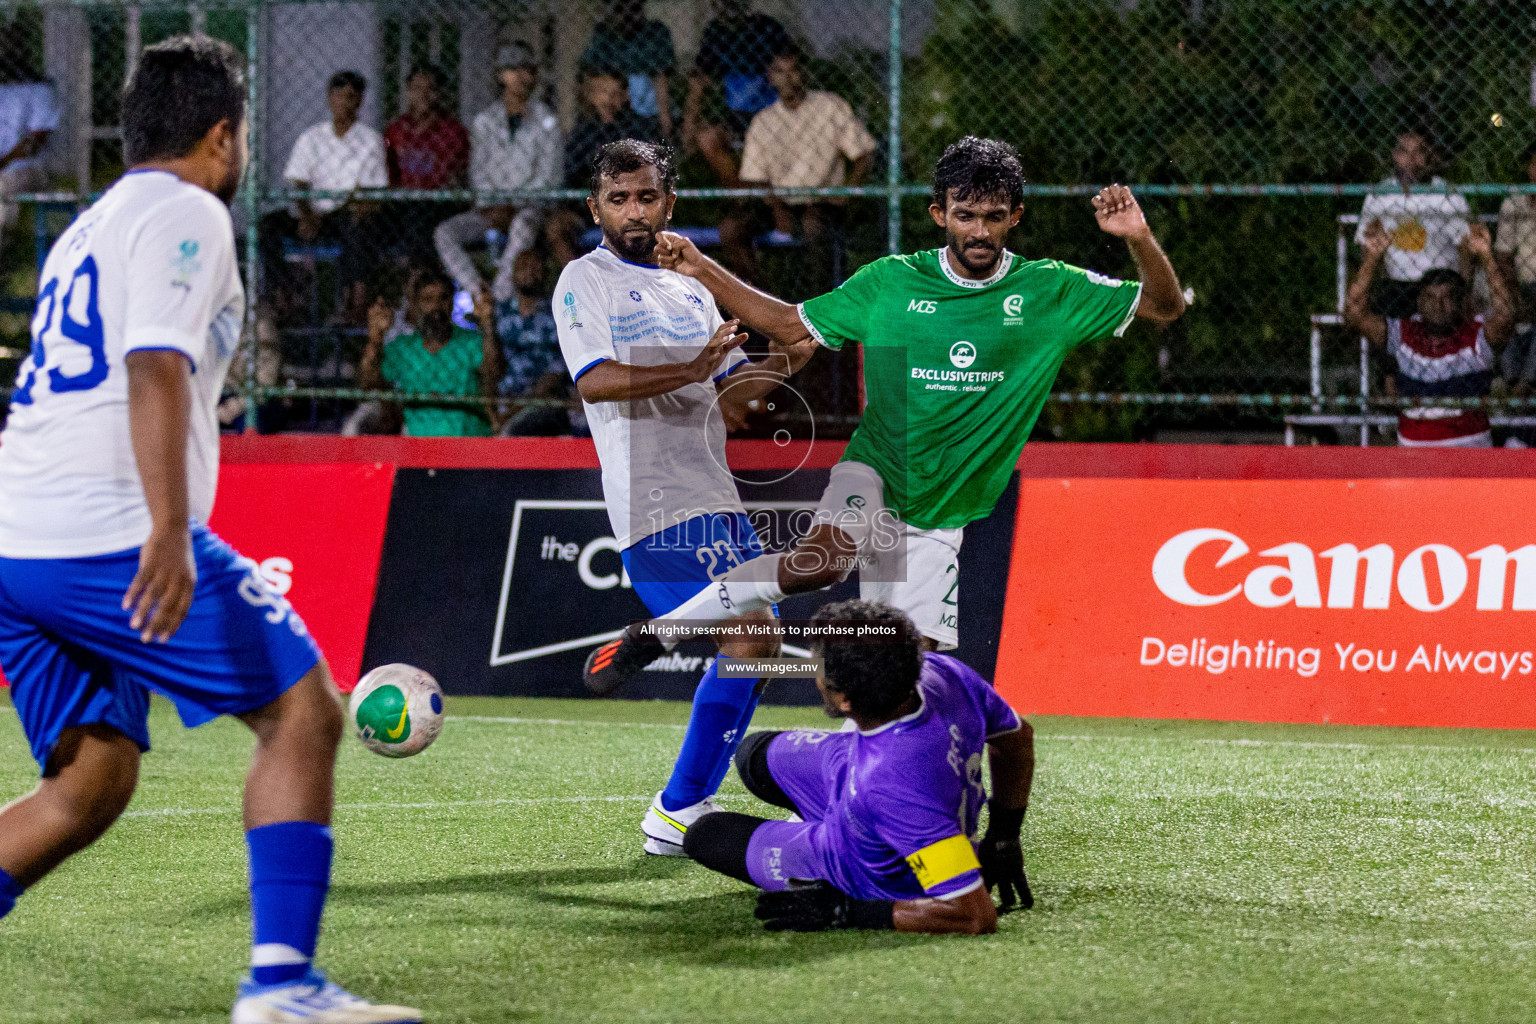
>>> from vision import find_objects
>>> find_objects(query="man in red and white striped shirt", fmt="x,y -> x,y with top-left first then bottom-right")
1347,219 -> 1515,446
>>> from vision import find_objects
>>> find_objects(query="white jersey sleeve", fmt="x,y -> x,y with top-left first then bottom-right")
554,259 -> 616,382
123,189 -> 237,369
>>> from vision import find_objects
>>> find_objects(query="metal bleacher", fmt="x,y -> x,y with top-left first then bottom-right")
1286,212 -> 1536,446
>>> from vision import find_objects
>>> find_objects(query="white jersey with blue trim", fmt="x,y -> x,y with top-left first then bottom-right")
554,244 -> 749,549
0,170 -> 244,558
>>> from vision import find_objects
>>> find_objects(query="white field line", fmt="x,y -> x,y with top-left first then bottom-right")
11,706 -> 1533,753
118,792 -> 701,821
116,785 -> 1536,822
449,714 -> 1536,756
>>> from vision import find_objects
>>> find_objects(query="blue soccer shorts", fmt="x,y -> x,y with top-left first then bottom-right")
0,525 -> 320,771
620,512 -> 774,617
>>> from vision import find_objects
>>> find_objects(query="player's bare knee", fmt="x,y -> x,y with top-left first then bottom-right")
42,726 -> 140,833
265,661 -> 344,754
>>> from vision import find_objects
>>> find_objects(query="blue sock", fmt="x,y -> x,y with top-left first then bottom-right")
661,657 -> 759,812
705,683 -> 763,795
246,821 -> 333,986
0,866 -> 23,920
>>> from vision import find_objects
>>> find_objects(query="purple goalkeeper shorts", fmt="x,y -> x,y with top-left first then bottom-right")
744,728 -> 848,892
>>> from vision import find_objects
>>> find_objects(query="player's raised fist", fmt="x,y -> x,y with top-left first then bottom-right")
655,230 -> 706,277
1092,184 -> 1151,241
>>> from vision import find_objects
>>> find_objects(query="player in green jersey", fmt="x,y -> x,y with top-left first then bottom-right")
582,137 -> 1183,886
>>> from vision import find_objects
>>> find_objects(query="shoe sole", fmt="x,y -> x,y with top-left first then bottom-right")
643,836 -> 687,856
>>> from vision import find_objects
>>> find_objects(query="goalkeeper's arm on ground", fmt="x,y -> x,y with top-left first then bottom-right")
686,812 -> 1001,935
981,725 -> 1034,912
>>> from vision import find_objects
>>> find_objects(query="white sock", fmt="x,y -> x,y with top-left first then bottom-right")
653,554 -> 786,648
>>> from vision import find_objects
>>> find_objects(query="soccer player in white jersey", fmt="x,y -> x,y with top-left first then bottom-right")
0,37 -> 418,1024
557,140 -> 815,855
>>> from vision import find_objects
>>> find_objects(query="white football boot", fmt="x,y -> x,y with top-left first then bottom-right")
232,969 -> 422,1024
641,791 -> 724,856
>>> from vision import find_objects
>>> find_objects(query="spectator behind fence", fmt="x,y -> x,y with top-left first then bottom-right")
385,63 -> 469,264
496,250 -> 574,436
1347,220 -> 1513,447
729,45 -> 874,282
1494,139 -> 1536,398
1356,129 -> 1470,318
685,0 -> 789,182
0,36 -> 59,259
580,0 -> 675,139
546,69 -> 660,263
359,268 -> 503,437
435,43 -> 561,304
262,70 -> 386,323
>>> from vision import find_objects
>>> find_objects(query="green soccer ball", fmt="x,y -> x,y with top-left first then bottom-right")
349,664 -> 445,758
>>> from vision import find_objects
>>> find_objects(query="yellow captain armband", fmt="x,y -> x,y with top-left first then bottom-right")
904,834 -> 981,891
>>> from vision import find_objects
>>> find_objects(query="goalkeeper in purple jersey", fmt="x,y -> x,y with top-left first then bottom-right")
684,600 -> 1035,934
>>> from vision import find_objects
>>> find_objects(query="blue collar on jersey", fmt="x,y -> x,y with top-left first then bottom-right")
598,242 -> 662,271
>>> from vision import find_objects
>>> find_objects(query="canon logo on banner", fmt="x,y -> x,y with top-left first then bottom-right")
1152,528 -> 1536,612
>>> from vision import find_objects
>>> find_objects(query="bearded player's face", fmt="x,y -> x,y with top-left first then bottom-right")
588,165 -> 676,264
930,192 -> 1021,277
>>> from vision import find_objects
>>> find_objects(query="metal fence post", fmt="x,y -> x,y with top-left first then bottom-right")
886,0 -> 902,257
242,0 -> 262,432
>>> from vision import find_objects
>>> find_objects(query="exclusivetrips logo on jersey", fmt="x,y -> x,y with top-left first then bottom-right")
949,341 -> 977,368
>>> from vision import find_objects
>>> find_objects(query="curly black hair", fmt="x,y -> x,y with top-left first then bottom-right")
930,135 -> 1025,210
810,599 -> 924,720
590,138 -> 678,197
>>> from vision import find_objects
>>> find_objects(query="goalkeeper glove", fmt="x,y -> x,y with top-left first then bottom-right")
754,882 -> 895,932
979,805 -> 1033,912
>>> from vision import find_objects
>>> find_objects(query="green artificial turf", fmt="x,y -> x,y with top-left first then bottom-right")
2,694 -> 1535,1023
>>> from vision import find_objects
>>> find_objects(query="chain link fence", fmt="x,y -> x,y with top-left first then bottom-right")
6,0 -> 1536,443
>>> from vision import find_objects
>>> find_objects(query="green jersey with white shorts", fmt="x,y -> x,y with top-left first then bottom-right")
797,247 -> 1142,530
796,248 -> 1141,647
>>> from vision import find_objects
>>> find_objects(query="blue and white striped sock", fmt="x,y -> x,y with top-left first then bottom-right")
246,821 -> 333,987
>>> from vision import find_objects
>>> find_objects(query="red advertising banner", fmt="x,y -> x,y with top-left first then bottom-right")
207,463 -> 395,690
996,477 -> 1536,729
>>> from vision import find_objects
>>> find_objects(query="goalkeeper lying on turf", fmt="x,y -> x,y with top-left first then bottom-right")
684,599 -> 1033,934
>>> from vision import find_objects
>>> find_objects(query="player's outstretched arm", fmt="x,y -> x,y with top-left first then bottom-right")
1344,220 -> 1389,348
1092,185 -> 1186,326
754,880 -> 998,935
122,350 -> 197,644
576,319 -> 748,403
981,726 -> 1035,912
654,231 -> 814,347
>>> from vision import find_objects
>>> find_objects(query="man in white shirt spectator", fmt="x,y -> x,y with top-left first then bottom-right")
434,43 -> 561,303
1356,129 -> 1470,318
261,70 -> 386,321
727,44 -> 876,287
0,44 -> 59,259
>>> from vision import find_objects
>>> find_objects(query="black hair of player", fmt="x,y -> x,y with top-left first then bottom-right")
407,63 -> 448,90
122,35 -> 245,166
931,136 -> 1025,211
1418,267 -> 1468,307
413,267 -> 457,298
810,599 -> 924,720
328,70 -> 367,94
590,138 -> 677,198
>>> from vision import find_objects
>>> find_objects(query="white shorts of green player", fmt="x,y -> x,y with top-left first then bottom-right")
644,460 -> 963,651
808,462 -> 963,649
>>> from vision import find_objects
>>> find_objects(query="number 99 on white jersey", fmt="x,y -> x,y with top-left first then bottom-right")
0,170 -> 245,560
